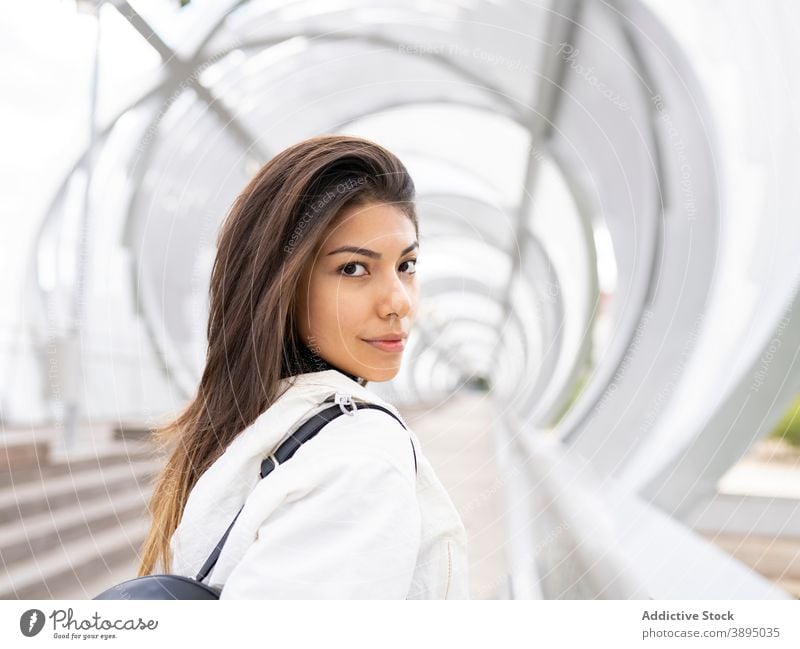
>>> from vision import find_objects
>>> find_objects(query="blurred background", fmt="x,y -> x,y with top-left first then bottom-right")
2,0 -> 800,599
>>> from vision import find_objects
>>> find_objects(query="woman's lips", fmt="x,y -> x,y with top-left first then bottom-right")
362,338 -> 405,353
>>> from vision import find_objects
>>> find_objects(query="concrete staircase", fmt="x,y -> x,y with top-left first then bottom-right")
702,532 -> 800,599
0,437 -> 161,599
691,438 -> 800,599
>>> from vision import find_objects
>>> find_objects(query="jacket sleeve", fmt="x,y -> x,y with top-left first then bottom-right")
219,450 -> 422,599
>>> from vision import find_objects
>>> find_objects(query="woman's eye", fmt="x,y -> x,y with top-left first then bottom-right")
338,259 -> 417,277
401,258 -> 417,274
339,261 -> 367,277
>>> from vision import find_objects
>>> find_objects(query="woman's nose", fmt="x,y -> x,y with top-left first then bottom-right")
379,274 -> 412,319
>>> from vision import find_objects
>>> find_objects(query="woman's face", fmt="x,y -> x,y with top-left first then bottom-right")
294,200 -> 419,382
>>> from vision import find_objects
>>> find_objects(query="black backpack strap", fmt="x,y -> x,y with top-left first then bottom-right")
196,509 -> 243,582
195,397 -> 416,583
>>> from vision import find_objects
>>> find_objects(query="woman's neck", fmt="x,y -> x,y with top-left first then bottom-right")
282,340 -> 365,385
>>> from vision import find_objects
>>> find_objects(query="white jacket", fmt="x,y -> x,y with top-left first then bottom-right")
168,368 -> 470,599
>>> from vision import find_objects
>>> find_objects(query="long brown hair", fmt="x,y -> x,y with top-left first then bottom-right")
138,134 -> 417,575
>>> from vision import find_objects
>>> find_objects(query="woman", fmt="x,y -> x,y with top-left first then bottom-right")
137,134 -> 470,599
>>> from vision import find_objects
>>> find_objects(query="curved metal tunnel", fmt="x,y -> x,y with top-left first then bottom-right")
21,0 -> 800,598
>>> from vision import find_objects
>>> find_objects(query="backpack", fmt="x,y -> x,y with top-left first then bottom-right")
94,394 -> 416,599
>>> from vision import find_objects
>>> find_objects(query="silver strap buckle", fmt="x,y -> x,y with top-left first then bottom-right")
334,392 -> 358,416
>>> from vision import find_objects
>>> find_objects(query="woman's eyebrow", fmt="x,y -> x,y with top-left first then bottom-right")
326,241 -> 418,259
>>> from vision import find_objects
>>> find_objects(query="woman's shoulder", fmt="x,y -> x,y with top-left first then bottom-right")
301,405 -> 417,486
268,371 -> 418,486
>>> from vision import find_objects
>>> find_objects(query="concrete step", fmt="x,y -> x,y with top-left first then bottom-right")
703,532 -> 800,581
0,443 -> 154,488
0,458 -> 162,524
0,517 -> 149,599
0,488 -> 150,565
775,577 -> 800,599
60,555 -> 141,600
0,439 -> 51,472
0,514 -> 150,599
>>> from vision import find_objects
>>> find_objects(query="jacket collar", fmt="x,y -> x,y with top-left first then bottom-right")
276,369 -> 409,428
278,368 -> 367,395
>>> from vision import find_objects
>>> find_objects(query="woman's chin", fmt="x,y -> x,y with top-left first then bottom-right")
357,365 -> 401,383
